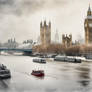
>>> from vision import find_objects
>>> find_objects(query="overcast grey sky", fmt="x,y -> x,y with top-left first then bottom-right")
0,0 -> 91,43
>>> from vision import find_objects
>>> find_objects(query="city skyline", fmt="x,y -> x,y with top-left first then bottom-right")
0,0 -> 91,43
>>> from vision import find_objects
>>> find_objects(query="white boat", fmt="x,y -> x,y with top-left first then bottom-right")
85,54 -> 92,59
54,56 -> 66,61
75,56 -> 86,62
54,56 -> 81,63
33,58 -> 46,63
66,56 -> 75,62
0,64 -> 11,79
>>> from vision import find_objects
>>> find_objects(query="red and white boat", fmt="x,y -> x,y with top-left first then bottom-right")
31,70 -> 44,77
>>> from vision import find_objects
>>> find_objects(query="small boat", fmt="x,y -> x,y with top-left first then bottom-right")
31,70 -> 44,77
85,54 -> 92,59
54,56 -> 81,63
33,58 -> 46,63
0,64 -> 11,79
54,56 -> 66,61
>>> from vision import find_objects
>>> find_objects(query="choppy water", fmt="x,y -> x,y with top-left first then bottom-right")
0,55 -> 92,92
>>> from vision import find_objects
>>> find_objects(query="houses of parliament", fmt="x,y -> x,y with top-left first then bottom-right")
40,20 -> 72,48
39,5 -> 92,48
40,20 -> 51,47
84,5 -> 92,45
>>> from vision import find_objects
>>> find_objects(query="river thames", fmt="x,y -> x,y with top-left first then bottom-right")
0,55 -> 92,92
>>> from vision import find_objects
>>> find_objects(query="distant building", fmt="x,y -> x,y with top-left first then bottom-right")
40,20 -> 51,47
55,30 -> 59,44
3,38 -> 18,48
84,5 -> 92,45
23,39 -> 33,44
22,39 -> 34,49
72,40 -> 80,45
62,34 -> 72,47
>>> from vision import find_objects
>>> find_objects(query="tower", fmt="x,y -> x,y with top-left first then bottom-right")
84,5 -> 92,45
62,34 -> 72,47
69,34 -> 72,45
55,29 -> 59,43
40,20 -> 51,47
87,4 -> 91,16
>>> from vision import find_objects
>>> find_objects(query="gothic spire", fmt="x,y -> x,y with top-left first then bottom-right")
88,4 -> 91,11
44,20 -> 46,26
40,21 -> 42,27
87,4 -> 91,16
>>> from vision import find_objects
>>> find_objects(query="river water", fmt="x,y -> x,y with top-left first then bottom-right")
0,55 -> 92,92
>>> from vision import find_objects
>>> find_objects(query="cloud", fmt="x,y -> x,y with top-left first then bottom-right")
0,0 -> 67,16
13,0 -> 46,16
0,0 -> 14,5
0,0 -> 90,42
0,0 -> 44,16
0,0 -> 88,16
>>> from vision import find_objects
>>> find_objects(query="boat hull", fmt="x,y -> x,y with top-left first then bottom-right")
0,75 -> 11,79
33,59 -> 46,64
54,56 -> 81,63
0,69 -> 11,79
31,73 -> 44,77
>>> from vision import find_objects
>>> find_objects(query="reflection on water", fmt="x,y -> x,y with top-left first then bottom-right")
45,88 -> 57,92
76,63 -> 90,87
33,76 -> 45,80
0,79 -> 11,90
0,55 -> 92,92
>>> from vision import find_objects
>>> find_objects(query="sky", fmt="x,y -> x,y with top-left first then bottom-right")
0,0 -> 91,43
